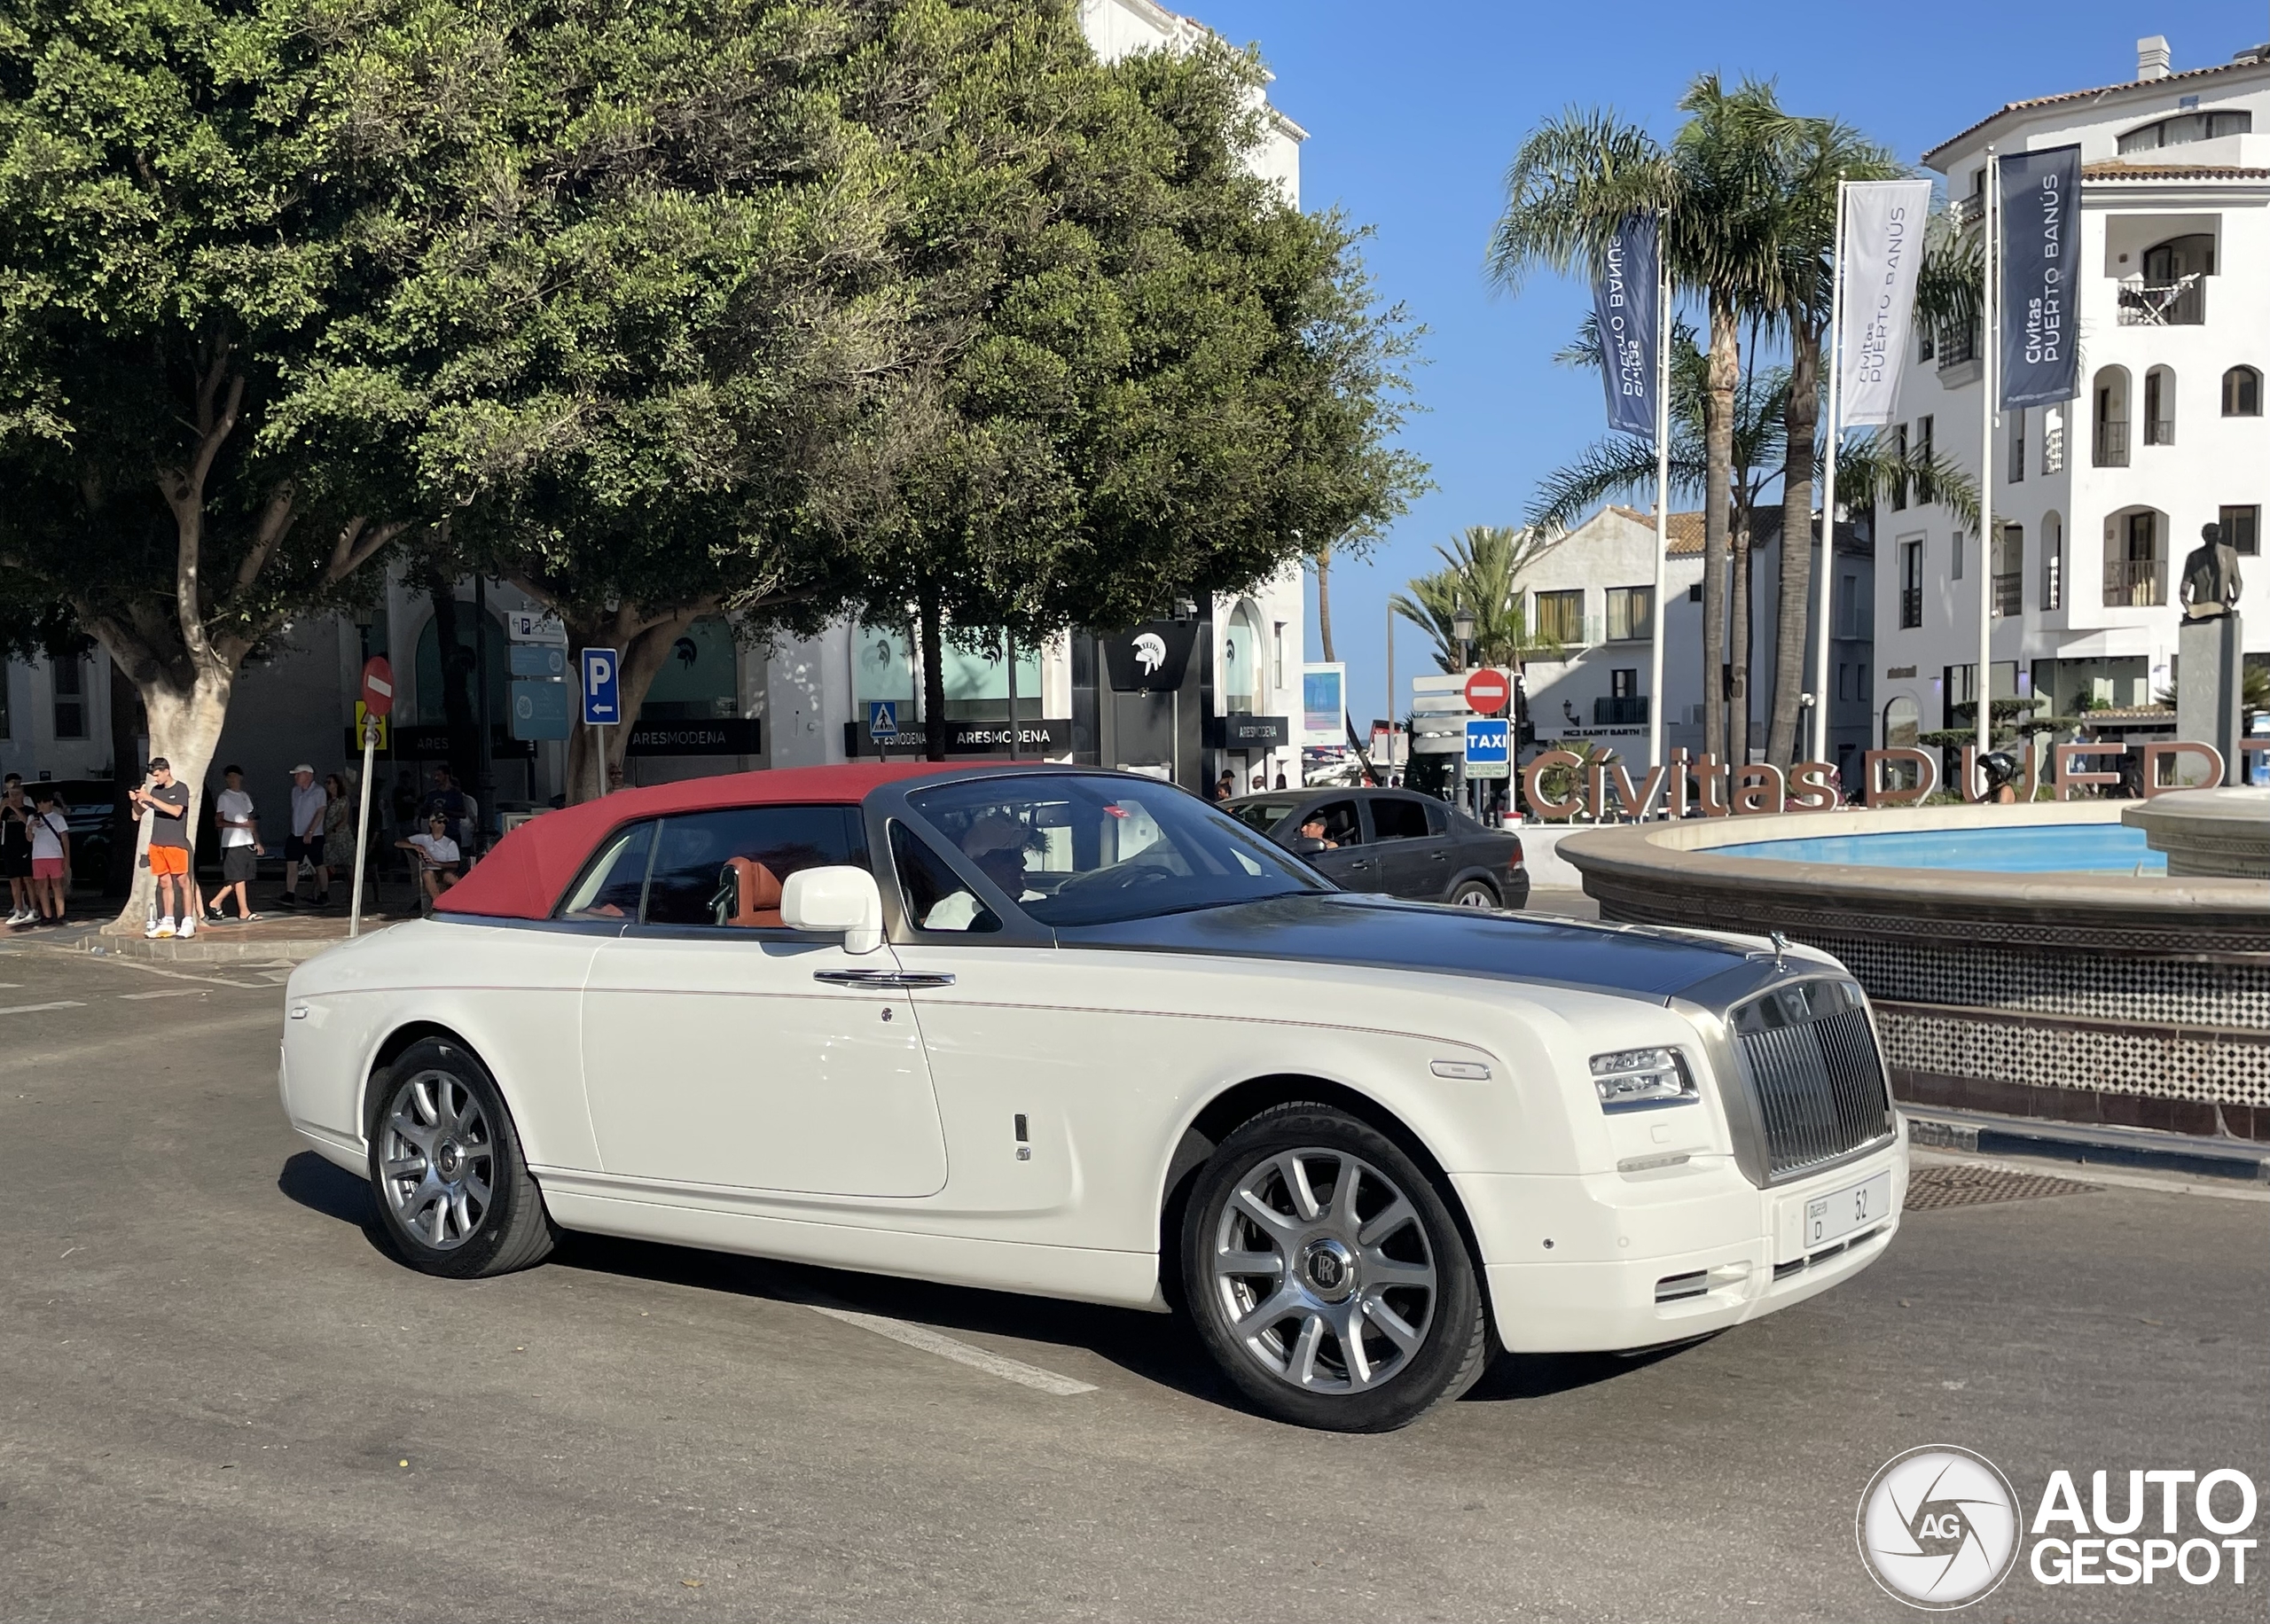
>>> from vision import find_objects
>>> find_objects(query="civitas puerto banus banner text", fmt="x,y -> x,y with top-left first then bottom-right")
1517,739 -> 2237,821
1589,212 -> 1660,439
1836,179 -> 1935,428
1999,144 -> 2081,410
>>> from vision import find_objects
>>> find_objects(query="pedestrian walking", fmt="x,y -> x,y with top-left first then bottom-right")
279,763 -> 328,909
127,757 -> 195,939
210,764 -> 262,923
323,771 -> 369,906
27,785 -> 70,924
395,812 -> 462,912
1,774 -> 33,925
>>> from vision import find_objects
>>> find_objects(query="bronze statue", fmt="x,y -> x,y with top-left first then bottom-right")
2180,521 -> 2243,619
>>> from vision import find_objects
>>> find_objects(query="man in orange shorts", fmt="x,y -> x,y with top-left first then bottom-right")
127,757 -> 195,939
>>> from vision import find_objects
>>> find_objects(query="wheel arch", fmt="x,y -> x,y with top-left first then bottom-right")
1155,1073 -> 1491,1320
361,1020 -> 495,1138
1444,868 -> 1502,905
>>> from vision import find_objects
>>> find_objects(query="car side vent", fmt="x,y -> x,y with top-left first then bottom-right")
1654,1269 -> 1710,1305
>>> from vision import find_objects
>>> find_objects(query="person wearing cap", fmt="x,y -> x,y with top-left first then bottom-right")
920,812 -> 1043,931
1291,810 -> 1337,853
279,763 -> 329,909
126,758 -> 195,938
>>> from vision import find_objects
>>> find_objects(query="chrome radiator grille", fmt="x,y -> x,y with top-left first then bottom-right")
1731,979 -> 1894,1179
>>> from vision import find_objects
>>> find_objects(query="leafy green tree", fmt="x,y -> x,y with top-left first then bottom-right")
0,0 -> 452,922
827,10 -> 1424,758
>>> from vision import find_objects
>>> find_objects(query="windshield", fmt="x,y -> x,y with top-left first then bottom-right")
904,774 -> 1331,927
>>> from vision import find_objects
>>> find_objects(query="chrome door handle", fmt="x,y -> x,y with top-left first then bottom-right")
813,969 -> 956,988
1429,851 -> 1448,861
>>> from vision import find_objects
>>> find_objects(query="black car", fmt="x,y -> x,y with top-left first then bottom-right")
1225,786 -> 1529,910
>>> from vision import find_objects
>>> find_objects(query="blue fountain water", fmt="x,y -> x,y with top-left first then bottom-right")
1714,824 -> 2165,875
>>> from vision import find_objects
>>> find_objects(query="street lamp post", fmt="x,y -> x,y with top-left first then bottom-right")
1451,605 -> 1476,816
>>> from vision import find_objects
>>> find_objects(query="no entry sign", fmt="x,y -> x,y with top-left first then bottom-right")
359,656 -> 395,718
1463,668 -> 1510,715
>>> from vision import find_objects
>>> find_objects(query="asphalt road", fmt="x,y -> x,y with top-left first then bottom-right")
1,941 -> 2262,1623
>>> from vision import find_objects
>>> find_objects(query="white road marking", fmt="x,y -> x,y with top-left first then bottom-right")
119,988 -> 205,1001
0,1002 -> 86,1016
804,1303 -> 1098,1396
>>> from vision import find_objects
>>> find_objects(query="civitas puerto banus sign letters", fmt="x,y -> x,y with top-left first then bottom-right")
1518,739 -> 2240,823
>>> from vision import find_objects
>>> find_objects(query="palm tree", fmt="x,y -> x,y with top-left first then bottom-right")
1492,84 -> 1793,765
1389,526 -> 1562,675
1751,107 -> 1902,764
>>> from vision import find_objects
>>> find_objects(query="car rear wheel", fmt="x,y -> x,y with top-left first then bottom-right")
1182,1104 -> 1490,1432
368,1037 -> 555,1279
1447,878 -> 1498,910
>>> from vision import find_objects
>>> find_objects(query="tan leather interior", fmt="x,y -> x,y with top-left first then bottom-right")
724,855 -> 784,927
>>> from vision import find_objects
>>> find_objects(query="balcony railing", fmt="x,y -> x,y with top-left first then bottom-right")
2145,418 -> 2175,446
1992,571 -> 2023,618
1593,695 -> 1649,726
2103,558 -> 2164,608
1898,587 -> 1923,629
2094,419 -> 2130,467
1937,321 -> 1978,368
2117,276 -> 2205,326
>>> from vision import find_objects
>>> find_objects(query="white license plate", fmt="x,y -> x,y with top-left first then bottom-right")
1806,1170 -> 1892,1249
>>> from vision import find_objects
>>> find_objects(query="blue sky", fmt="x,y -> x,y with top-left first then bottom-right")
1186,0 -> 2262,728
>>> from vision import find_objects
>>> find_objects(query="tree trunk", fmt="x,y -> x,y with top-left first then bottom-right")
422,570 -> 482,795
106,652 -> 144,896
1728,517 -> 1751,768
918,578 -> 948,761
1768,319 -> 1823,765
1701,293 -> 1739,763
561,605 -> 710,803
101,662 -> 232,933
1314,547 -> 1336,663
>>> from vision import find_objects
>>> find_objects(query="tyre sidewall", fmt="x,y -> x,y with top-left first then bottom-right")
368,1037 -> 540,1280
1181,1105 -> 1487,1432
1449,879 -> 1497,909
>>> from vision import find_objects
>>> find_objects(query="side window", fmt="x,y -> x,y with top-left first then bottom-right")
1369,796 -> 1431,841
558,821 -> 654,920
642,806 -> 865,928
891,821 -> 1000,933
1422,799 -> 1449,837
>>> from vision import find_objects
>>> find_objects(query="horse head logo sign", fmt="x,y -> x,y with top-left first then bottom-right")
1133,632 -> 1167,676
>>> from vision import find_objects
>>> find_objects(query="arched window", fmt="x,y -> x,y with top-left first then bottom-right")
2102,507 -> 2168,609
2143,366 -> 2175,445
413,605 -> 510,726
1222,600 -> 1265,715
2226,366 -> 2263,417
2092,367 -> 2131,467
1883,696 -> 1920,750
2040,512 -> 2063,613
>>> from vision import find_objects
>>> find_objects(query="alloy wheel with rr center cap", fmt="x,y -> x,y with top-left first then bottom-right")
380,1068 -> 498,1251
1209,1146 -> 1439,1395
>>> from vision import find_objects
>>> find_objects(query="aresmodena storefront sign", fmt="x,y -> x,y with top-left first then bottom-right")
1517,739 -> 2241,822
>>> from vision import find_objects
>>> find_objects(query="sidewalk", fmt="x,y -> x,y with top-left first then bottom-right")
1906,1106 -> 2270,1184
11,902 -> 418,964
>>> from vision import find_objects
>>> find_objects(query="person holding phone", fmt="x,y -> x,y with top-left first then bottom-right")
127,758 -> 194,939
27,785 -> 70,925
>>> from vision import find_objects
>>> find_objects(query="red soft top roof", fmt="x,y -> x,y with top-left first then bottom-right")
438,761 -> 975,922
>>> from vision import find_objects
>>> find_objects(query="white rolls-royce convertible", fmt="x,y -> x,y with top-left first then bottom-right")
279,763 -> 1906,1431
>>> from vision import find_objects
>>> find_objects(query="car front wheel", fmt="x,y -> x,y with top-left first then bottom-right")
1182,1104 -> 1490,1431
368,1036 -> 555,1279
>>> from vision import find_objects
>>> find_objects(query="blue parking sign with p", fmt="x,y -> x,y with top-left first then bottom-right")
1465,717 -> 1509,764
581,646 -> 620,725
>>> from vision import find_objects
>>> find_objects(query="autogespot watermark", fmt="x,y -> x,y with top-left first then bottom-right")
1857,1446 -> 2261,1610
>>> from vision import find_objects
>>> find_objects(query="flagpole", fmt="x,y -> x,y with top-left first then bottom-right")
1976,148 -> 1997,768
1648,205 -> 1671,781
1812,180 -> 1847,766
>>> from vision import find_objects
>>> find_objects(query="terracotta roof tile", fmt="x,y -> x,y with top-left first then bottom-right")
1608,504 -> 1708,555
2080,160 -> 2270,180
1923,54 -> 2268,166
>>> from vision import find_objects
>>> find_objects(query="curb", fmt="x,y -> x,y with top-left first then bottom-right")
25,920 -> 408,964
1905,1108 -> 2270,1184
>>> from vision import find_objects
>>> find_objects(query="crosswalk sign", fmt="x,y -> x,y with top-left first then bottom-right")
868,701 -> 898,740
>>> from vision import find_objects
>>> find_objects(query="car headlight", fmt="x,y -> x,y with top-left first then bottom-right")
1589,1047 -> 1696,1112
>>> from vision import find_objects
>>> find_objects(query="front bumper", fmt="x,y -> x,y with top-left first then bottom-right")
1456,1136 -> 1907,1354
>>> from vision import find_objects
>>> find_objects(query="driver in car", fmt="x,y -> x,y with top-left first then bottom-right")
922,812 -> 1044,931
1290,811 -> 1337,853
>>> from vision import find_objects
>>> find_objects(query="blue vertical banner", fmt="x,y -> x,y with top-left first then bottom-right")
1591,213 -> 1660,439
1998,144 -> 2081,410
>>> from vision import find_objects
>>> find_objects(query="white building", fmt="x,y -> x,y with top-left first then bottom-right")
1515,505 -> 1877,778
1874,35 -> 2269,751
1,0 -> 1314,810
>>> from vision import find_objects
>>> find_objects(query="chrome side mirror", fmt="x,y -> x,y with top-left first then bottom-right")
780,865 -> 885,956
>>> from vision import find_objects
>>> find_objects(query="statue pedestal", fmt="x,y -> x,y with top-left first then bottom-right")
2177,612 -> 2243,785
